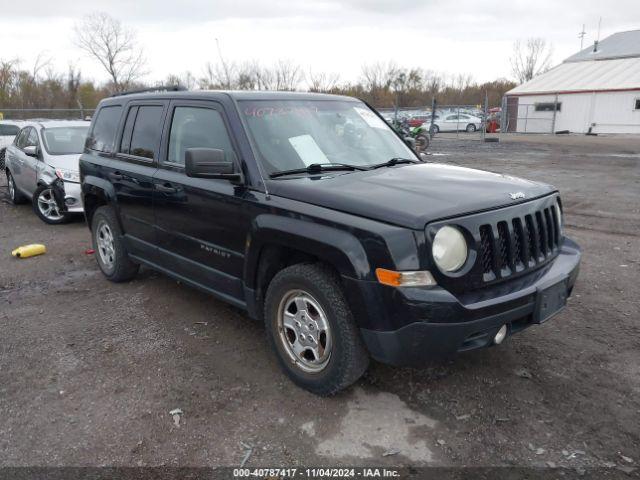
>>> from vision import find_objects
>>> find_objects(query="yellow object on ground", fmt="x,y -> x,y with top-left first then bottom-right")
11,244 -> 47,258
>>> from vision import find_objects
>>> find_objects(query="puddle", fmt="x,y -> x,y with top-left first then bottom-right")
302,388 -> 437,462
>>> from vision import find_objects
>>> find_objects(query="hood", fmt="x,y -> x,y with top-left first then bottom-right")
266,163 -> 556,229
46,154 -> 81,172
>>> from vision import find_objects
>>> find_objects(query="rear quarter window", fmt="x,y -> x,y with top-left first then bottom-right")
87,105 -> 123,153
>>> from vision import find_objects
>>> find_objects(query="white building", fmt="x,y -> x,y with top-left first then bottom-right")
504,30 -> 640,134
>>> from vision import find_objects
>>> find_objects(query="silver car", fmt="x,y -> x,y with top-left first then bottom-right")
422,113 -> 483,133
5,120 -> 90,224
0,120 -> 24,170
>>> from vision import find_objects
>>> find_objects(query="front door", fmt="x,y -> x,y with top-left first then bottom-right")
152,101 -> 249,304
22,127 -> 41,194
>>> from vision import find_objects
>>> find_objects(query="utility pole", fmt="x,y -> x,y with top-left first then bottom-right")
578,24 -> 586,50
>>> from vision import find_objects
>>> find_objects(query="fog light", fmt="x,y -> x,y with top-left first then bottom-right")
494,325 -> 508,344
65,197 -> 77,205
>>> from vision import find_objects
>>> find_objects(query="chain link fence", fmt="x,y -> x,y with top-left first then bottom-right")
376,98 -> 495,146
0,108 -> 94,121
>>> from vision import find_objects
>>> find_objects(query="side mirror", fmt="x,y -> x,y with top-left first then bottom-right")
23,145 -> 38,157
185,148 -> 242,182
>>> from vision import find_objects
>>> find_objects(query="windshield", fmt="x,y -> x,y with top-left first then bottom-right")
42,126 -> 89,155
239,100 -> 415,176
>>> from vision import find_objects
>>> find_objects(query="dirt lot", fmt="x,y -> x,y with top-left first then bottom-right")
1,134 -> 639,471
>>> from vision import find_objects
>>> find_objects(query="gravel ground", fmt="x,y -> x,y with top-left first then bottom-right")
0,134 -> 638,472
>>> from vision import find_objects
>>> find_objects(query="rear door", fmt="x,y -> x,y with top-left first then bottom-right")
152,100 -> 248,303
112,102 -> 168,256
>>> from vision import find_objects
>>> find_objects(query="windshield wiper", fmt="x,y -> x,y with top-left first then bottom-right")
269,163 -> 368,178
369,157 -> 420,170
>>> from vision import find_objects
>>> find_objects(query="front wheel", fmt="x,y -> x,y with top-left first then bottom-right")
466,123 -> 477,133
91,206 -> 139,282
33,185 -> 69,224
264,263 -> 369,396
430,124 -> 439,135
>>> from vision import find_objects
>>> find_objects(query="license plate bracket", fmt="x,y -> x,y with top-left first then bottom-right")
534,279 -> 568,323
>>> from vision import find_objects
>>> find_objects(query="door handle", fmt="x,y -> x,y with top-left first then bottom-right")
110,171 -> 124,180
156,183 -> 177,193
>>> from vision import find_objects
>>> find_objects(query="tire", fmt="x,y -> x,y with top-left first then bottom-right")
32,184 -> 69,225
264,263 -> 369,396
6,170 -> 27,204
466,123 -> 477,133
91,206 -> 139,282
431,124 -> 439,135
415,133 -> 430,152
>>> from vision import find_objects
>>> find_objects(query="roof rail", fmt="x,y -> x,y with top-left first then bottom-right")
109,85 -> 187,98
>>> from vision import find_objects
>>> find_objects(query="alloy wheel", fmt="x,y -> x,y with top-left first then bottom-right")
277,289 -> 332,373
96,221 -> 116,270
37,188 -> 63,221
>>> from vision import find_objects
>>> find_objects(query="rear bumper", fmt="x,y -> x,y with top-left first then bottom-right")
347,237 -> 581,366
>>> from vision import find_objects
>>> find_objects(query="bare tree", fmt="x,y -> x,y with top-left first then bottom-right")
73,12 -> 146,92
308,69 -> 340,92
510,38 -> 553,83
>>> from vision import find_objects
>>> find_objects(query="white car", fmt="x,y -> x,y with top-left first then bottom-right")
5,120 -> 90,224
423,113 -> 483,133
0,120 -> 24,169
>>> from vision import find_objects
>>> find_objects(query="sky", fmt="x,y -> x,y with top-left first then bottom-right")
1,0 -> 639,87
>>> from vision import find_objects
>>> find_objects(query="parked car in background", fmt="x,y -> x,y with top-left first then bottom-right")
407,114 -> 431,127
0,120 -> 24,170
423,113 -> 483,133
5,120 -> 90,224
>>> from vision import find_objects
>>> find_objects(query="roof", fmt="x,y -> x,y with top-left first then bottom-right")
100,90 -> 355,106
507,30 -> 640,96
506,57 -> 640,95
565,29 -> 640,62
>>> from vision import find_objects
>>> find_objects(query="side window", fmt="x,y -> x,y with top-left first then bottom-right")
119,106 -> 139,155
0,124 -> 20,136
25,128 -> 39,147
87,105 -> 123,153
127,105 -> 163,159
15,129 -> 29,148
167,107 -> 235,166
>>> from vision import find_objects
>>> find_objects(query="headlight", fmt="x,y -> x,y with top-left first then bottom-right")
432,225 -> 468,272
55,168 -> 80,183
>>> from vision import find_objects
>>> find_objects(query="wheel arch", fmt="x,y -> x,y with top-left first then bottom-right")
243,214 -> 371,320
81,176 -> 118,229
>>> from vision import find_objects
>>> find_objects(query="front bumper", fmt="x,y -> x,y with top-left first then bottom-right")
346,237 -> 581,366
60,181 -> 83,213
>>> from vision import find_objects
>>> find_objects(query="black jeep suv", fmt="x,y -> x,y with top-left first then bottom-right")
80,90 -> 581,395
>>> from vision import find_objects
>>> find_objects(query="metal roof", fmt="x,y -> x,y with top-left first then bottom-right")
507,30 -> 640,96
565,29 -> 640,62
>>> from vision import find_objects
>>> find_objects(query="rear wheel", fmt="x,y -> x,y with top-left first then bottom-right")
431,124 -> 439,135
466,123 -> 477,133
33,185 -> 69,224
91,206 -> 139,282
6,171 -> 26,204
264,263 -> 369,396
